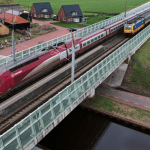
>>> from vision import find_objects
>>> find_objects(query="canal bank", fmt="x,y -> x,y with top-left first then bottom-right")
81,91 -> 150,130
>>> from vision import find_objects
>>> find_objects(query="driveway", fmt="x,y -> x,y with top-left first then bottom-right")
0,19 -> 69,56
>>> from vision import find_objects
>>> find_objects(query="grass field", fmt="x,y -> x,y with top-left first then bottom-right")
0,36 -> 21,41
52,15 -> 110,28
34,18 -> 53,21
122,37 -> 150,97
15,0 -> 149,14
82,95 -> 150,127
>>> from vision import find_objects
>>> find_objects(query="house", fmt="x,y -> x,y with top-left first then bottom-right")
6,10 -> 32,22
0,4 -> 22,14
19,13 -> 32,22
6,10 -> 22,16
4,15 -> 30,30
58,4 -> 84,23
0,12 -> 17,24
0,23 -> 9,36
31,2 -> 53,19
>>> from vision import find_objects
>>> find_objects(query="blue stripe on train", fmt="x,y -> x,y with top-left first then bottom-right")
133,20 -> 144,30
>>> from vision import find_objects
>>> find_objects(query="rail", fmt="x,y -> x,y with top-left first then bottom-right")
1,1 -> 150,68
1,13 -> 150,150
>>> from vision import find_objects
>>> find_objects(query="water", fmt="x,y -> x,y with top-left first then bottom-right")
39,107 -> 150,150
93,123 -> 150,150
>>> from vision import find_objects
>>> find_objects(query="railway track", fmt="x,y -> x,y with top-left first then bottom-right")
0,36 -> 130,134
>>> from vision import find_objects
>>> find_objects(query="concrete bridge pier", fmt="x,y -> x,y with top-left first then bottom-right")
88,87 -> 95,98
128,55 -> 132,64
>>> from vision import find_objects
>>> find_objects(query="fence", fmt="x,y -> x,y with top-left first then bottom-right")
1,14 -> 150,150
1,1 -> 150,68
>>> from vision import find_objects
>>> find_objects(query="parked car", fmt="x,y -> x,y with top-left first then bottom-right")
53,18 -> 57,21
69,27 -> 77,32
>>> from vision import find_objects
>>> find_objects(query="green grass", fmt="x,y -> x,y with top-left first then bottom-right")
30,24 -> 40,28
0,0 -> 16,4
82,95 -> 150,127
52,16 -> 111,28
0,36 -> 22,41
34,18 -> 53,21
15,0 -> 149,14
127,38 -> 150,89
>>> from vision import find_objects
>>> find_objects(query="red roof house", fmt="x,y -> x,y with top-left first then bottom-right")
4,15 -> 30,30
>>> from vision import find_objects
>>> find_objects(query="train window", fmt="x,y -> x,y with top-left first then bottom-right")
10,57 -> 39,72
0,80 -> 1,84
101,34 -> 103,37
98,35 -> 101,39
94,37 -> 97,41
83,43 -> 86,47
111,29 -> 113,32
91,39 -> 94,43
87,40 -> 90,45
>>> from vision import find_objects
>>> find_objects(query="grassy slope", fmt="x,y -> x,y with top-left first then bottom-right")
122,37 -> 150,97
15,0 -> 149,14
82,95 -> 150,128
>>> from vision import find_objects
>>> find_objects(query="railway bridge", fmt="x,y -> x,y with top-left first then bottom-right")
1,2 -> 150,150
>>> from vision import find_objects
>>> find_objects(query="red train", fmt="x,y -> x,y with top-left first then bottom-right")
0,12 -> 146,98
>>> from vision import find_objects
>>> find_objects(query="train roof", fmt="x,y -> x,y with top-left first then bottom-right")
127,10 -> 150,24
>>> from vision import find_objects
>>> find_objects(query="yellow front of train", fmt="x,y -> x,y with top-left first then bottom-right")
124,24 -> 133,34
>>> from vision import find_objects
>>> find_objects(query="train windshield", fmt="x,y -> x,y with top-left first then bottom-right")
125,25 -> 132,30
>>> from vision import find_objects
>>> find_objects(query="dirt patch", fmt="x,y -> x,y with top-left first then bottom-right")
0,24 -> 56,50
31,24 -> 56,37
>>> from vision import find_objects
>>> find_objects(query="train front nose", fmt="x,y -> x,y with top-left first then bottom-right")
124,24 -> 132,34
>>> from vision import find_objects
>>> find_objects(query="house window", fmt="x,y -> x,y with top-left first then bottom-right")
38,14 -> 40,17
72,11 -> 77,16
42,9 -> 48,12
68,18 -> 70,21
61,12 -> 62,15
41,14 -> 43,17
34,14 -> 36,17
63,18 -> 66,21
70,18 -> 72,21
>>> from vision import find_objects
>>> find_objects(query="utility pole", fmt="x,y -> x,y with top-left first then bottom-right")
28,6 -> 29,21
3,7 -> 5,22
12,7 -> 16,62
71,31 -> 75,83
125,1 -> 127,17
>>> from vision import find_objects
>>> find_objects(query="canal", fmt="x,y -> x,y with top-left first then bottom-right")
38,107 -> 150,150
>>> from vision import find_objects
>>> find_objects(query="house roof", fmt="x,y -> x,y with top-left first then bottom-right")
5,15 -> 29,24
0,12 -> 17,20
33,2 -> 53,14
62,4 -> 83,18
6,10 -> 22,16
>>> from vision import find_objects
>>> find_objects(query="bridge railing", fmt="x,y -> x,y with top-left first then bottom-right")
126,1 -> 150,17
1,1 -> 150,68
1,16 -> 150,150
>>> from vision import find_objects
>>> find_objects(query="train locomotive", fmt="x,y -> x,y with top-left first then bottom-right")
124,11 -> 150,34
0,10 -> 147,98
